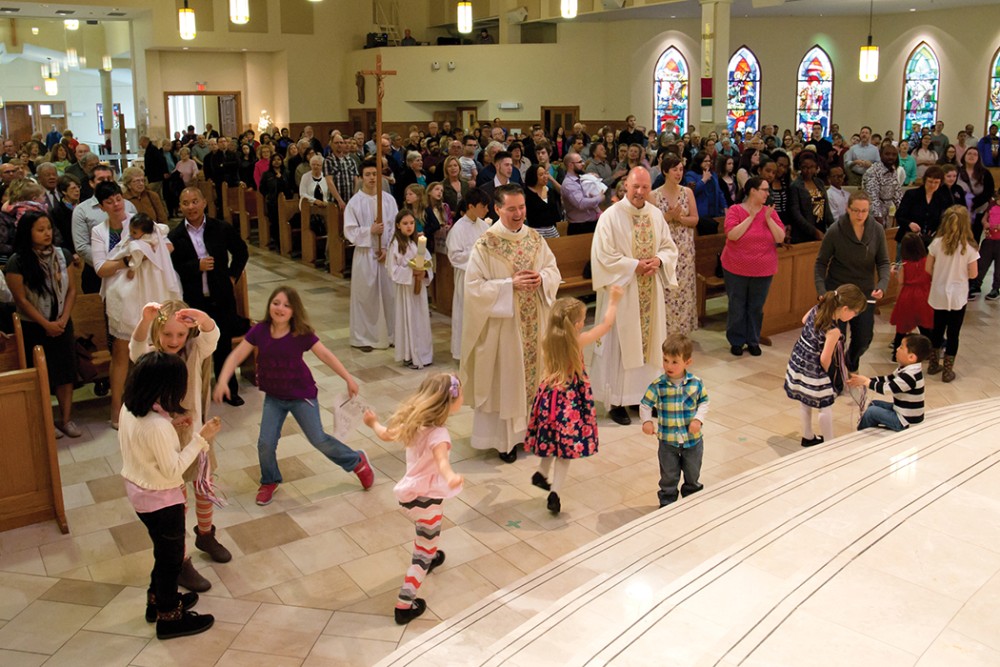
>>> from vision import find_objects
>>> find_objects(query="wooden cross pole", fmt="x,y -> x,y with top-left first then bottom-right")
359,54 -> 397,255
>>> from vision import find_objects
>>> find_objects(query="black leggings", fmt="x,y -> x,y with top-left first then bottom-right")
137,503 -> 186,613
931,307 -> 966,356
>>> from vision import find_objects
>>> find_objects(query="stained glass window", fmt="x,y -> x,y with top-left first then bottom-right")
654,47 -> 689,134
727,47 -> 760,135
902,43 -> 939,138
796,46 -> 833,136
989,47 -> 1000,130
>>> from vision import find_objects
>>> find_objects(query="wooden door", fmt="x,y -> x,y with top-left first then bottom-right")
218,95 -> 239,137
541,106 -> 578,137
433,110 -> 458,130
4,104 -> 34,145
348,108 -> 376,136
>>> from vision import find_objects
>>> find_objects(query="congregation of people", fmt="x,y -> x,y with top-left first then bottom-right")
2,111 -> 999,637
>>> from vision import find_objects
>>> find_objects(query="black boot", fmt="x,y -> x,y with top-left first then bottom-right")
146,591 -> 199,623
156,604 -> 214,640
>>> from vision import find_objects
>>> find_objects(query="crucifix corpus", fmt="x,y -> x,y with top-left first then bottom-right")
358,54 -> 397,255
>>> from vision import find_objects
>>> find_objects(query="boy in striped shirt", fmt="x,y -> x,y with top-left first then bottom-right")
848,334 -> 930,431
640,334 -> 709,508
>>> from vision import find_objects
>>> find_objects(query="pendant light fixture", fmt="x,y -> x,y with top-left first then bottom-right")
457,1 -> 473,34
179,0 -> 197,41
44,74 -> 58,96
66,48 -> 78,68
41,63 -> 50,79
50,60 -> 61,77
230,0 -> 250,25
858,0 -> 879,82
64,19 -> 79,31
102,55 -> 113,72
561,0 -> 577,19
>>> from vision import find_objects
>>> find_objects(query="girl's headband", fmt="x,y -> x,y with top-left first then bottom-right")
449,374 -> 461,399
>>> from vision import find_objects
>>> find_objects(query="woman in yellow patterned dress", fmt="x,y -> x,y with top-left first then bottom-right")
650,154 -> 699,335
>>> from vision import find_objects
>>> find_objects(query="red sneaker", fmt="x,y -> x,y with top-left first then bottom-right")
255,483 -> 278,505
353,451 -> 374,490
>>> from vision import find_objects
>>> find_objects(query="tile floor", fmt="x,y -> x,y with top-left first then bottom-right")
2,246 -> 999,666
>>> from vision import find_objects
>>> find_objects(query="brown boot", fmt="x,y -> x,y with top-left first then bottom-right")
942,355 -> 956,382
927,348 -> 942,375
194,526 -> 232,563
177,557 -> 212,592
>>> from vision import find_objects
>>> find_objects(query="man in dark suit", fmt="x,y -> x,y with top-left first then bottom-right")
169,186 -> 250,406
139,136 -> 169,198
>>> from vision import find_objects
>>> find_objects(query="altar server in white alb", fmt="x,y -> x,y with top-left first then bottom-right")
590,167 -> 678,426
446,189 -> 491,360
460,184 -> 561,463
389,210 -> 434,369
344,158 -> 397,352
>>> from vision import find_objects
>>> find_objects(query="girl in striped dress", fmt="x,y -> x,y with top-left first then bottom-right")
784,284 -> 867,448
363,374 -> 465,625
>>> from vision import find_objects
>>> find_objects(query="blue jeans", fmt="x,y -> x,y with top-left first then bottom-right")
857,400 -> 905,432
723,270 -> 772,347
258,395 -> 361,484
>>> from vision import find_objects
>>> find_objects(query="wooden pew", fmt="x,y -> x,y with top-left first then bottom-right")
255,191 -> 271,250
233,271 -> 257,386
545,233 -> 593,296
68,282 -> 112,393
197,179 -> 218,219
0,314 -> 27,371
277,194 -> 301,258
326,204 -> 353,279
433,248 -> 454,316
693,233 -> 727,325
222,182 -> 253,241
0,346 -> 69,533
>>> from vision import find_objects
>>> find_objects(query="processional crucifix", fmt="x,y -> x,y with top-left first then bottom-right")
358,55 -> 397,255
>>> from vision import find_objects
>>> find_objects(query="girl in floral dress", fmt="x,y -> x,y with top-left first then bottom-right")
525,286 -> 623,514
651,155 -> 699,335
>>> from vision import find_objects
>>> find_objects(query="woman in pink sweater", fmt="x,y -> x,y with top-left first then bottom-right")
720,175 -> 786,356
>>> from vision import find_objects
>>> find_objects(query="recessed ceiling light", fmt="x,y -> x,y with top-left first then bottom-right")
909,7 -> 916,11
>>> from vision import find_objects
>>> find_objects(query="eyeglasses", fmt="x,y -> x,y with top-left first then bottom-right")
848,207 -> 870,215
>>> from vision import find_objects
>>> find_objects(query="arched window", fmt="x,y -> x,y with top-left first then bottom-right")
727,46 -> 761,135
989,47 -> 1000,131
796,46 -> 833,136
654,47 -> 689,135
902,42 -> 940,138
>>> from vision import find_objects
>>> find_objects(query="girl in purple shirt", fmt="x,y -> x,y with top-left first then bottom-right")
213,286 -> 374,506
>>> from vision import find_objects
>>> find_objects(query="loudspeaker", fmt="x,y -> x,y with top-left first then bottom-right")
365,32 -> 388,48
601,0 -> 625,9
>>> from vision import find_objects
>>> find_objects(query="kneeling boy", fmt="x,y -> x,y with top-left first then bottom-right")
848,334 -> 931,431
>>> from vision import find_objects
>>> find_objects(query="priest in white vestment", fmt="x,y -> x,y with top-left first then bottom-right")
344,160 -> 397,351
446,190 -> 491,360
590,167 -> 678,425
461,184 -> 561,462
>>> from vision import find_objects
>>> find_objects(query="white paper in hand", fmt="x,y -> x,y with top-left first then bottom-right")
331,392 -> 367,441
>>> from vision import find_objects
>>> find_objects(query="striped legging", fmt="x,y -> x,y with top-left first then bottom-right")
397,496 -> 443,608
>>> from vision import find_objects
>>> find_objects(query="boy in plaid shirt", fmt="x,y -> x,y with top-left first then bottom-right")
640,334 -> 710,507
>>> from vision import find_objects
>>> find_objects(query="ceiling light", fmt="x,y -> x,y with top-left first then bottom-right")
44,76 -> 58,96
179,0 -> 196,40
858,0 -> 878,82
66,48 -> 78,68
102,55 -> 112,71
31,26 -> 39,34
50,60 -> 60,76
64,19 -> 78,30
457,1 -> 472,34
229,0 -> 249,25
561,0 -> 577,19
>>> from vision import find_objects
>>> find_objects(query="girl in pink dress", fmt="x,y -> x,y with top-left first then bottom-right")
363,374 -> 465,625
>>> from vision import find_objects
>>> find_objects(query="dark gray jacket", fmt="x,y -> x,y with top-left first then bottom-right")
814,215 -> 890,296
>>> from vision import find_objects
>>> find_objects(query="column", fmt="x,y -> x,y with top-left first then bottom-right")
699,0 -> 732,135
99,69 -> 115,152
498,0 -> 522,45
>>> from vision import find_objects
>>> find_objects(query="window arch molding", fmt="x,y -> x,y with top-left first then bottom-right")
987,45 -> 1000,133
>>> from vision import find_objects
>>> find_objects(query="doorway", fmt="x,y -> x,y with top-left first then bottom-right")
541,106 -> 578,138
348,108 -> 377,137
0,102 -> 67,145
163,91 -> 242,139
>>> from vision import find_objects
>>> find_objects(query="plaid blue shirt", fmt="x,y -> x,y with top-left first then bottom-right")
640,372 -> 709,448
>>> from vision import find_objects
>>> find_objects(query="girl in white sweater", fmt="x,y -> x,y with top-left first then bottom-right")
119,352 -> 221,640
